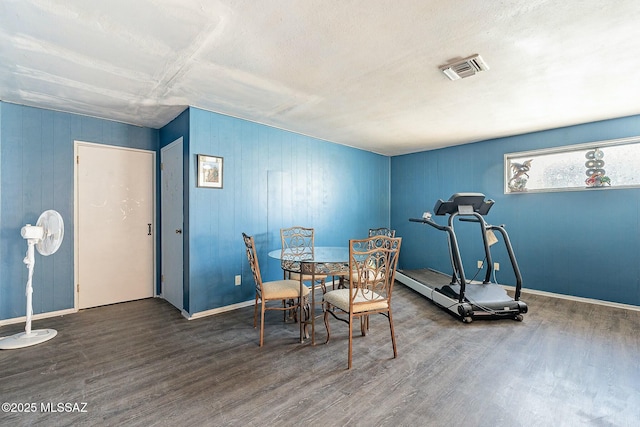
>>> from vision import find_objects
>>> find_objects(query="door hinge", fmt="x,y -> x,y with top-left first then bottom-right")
76,155 -> 80,164
77,283 -> 80,292
160,162 -> 164,171
161,274 -> 164,282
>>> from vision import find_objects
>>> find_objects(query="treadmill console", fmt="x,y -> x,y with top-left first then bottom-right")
433,193 -> 494,216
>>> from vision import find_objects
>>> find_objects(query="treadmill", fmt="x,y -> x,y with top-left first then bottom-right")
397,193 -> 528,322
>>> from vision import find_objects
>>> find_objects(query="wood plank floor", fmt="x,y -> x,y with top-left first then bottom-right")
1,284 -> 639,426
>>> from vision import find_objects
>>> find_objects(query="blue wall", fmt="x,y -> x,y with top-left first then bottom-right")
0,102 -> 158,320
184,107 -> 390,314
0,102 -> 389,321
3,99 -> 636,321
391,115 -> 640,306
159,109 -> 190,311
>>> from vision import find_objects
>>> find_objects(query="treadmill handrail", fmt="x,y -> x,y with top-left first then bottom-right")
487,224 -> 524,299
453,214 -> 524,298
409,216 -> 468,302
409,217 -> 447,231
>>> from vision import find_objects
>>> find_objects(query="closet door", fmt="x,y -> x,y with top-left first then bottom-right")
76,142 -> 155,309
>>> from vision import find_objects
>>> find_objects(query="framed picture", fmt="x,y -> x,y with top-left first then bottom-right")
197,154 -> 223,188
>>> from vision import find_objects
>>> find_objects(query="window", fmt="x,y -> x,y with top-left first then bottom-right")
504,136 -> 640,193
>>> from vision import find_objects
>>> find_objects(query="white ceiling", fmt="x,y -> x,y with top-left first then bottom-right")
2,0 -> 640,156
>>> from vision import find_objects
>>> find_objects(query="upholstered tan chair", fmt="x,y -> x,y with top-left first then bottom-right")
242,232 -> 310,347
323,235 -> 402,369
280,226 -> 328,293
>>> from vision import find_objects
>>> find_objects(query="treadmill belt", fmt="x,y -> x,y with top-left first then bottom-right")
401,268 -> 515,305
400,268 -> 451,286
442,283 -> 515,305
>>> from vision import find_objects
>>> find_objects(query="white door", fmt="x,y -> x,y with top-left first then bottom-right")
161,138 -> 184,311
76,142 -> 155,309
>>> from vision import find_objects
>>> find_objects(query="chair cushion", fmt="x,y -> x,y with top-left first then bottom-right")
341,268 -> 385,285
289,272 -> 327,281
262,279 -> 310,300
323,288 -> 388,313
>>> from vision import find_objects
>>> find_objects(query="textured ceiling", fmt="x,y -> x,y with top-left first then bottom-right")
1,0 -> 640,155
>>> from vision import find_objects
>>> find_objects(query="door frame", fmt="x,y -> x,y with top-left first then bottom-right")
73,140 -> 157,310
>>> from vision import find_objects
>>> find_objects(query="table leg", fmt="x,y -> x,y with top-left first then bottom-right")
299,274 -> 304,343
299,261 -> 317,344
311,270 -> 316,345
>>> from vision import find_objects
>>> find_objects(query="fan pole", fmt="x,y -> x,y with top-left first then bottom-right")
24,239 -> 36,335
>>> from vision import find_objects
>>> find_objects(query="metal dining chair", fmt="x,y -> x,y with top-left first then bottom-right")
337,228 -> 396,289
242,232 -> 310,347
323,235 -> 402,369
280,226 -> 328,293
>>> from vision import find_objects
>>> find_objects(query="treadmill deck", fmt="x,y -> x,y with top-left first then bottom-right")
399,268 -> 518,307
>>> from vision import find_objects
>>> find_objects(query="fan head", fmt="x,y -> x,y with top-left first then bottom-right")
34,210 -> 64,255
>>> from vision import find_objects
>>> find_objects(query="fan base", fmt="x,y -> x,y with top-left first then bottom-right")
0,329 -> 57,350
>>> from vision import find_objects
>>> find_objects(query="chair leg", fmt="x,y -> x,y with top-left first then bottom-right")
348,313 -> 354,369
253,293 -> 259,328
259,299 -> 266,347
338,276 -> 347,289
388,309 -> 397,358
323,302 -> 331,344
302,297 -> 310,323
319,278 -> 327,294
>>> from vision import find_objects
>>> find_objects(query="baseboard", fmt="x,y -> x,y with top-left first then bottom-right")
185,300 -> 255,320
0,307 -> 78,327
502,285 -> 640,312
186,279 -> 341,320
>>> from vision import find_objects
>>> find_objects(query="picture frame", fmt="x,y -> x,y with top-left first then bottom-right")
197,154 -> 223,188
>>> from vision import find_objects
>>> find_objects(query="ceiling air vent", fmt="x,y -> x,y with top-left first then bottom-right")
440,54 -> 489,80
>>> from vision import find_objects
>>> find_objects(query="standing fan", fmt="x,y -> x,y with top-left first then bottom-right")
0,210 -> 64,350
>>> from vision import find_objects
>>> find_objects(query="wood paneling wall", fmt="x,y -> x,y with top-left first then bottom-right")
1,103 -> 390,321
184,107 -> 390,314
3,101 -> 639,319
0,102 -> 158,320
391,114 -> 640,306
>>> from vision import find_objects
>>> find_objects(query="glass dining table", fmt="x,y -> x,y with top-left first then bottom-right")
268,246 -> 350,344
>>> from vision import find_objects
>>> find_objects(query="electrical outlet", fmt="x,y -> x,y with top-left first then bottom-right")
494,262 -> 500,271
235,275 -> 242,286
477,260 -> 484,269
